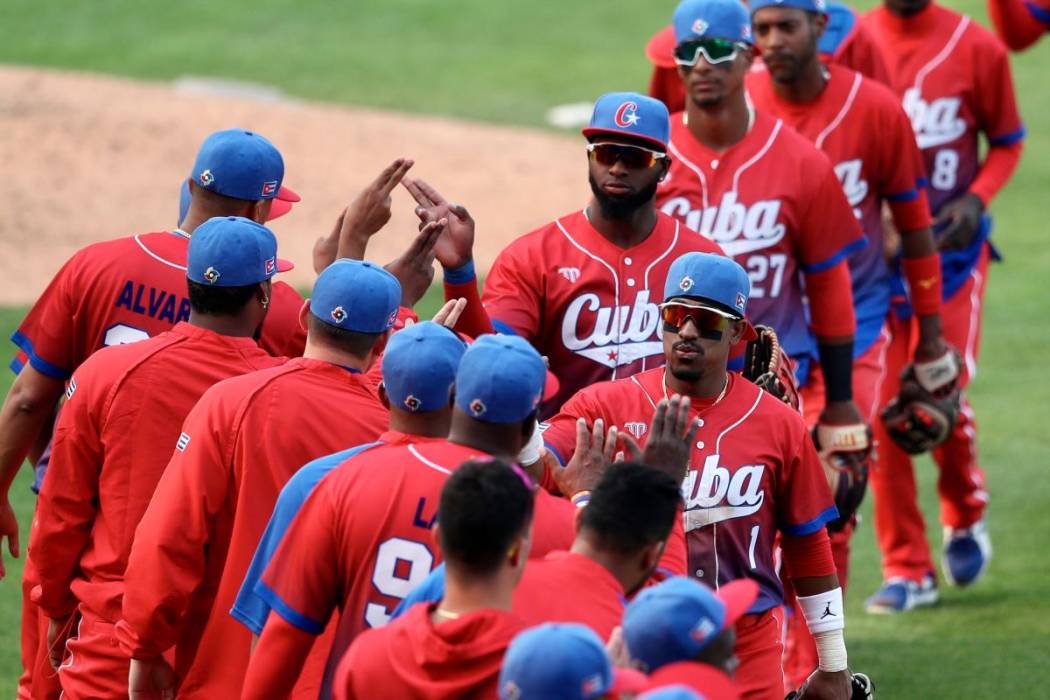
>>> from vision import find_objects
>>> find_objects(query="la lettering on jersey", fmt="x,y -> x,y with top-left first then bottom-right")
656,112 -> 863,363
863,3 -> 1024,214
12,232 -> 306,379
747,64 -> 932,355
542,369 -> 837,613
482,210 -> 721,415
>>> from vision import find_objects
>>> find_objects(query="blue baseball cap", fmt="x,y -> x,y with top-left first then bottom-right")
638,687 -> 706,700
179,179 -> 300,227
582,92 -> 671,150
186,216 -> 293,287
673,0 -> 754,45
190,129 -> 285,202
309,259 -> 401,334
381,322 -> 467,413
500,624 -> 643,700
454,335 -> 546,425
663,252 -> 751,319
750,0 -> 827,15
623,577 -> 758,673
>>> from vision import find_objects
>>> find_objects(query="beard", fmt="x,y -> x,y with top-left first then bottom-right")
589,174 -> 659,221
669,364 -> 705,383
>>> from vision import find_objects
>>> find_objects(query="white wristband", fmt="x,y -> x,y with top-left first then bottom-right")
813,628 -> 848,672
517,420 -> 543,466
797,587 -> 845,634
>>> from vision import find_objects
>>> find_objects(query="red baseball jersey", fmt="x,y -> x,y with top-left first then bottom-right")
334,602 -> 526,700
482,211 -> 723,415
28,323 -> 280,622
512,551 -> 625,642
543,369 -> 837,613
256,437 -> 576,698
656,111 -> 864,366
114,358 -> 388,700
11,231 -> 305,379
863,2 -> 1025,215
747,63 -> 932,355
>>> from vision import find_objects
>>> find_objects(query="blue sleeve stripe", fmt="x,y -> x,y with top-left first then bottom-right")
229,604 -> 267,636
916,177 -> 929,189
254,582 -> 325,635
1024,2 -> 1050,25
10,331 -> 70,380
491,320 -> 519,336
543,442 -> 566,467
782,505 -> 840,536
9,357 -> 24,376
885,188 -> 920,203
800,238 -> 868,274
988,127 -> 1026,147
443,259 -> 477,285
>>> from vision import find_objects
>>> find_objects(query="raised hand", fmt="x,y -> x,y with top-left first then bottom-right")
551,418 -> 619,497
330,157 -> 415,262
384,219 -> 444,308
620,395 -> 700,485
402,178 -> 475,270
431,298 -> 468,329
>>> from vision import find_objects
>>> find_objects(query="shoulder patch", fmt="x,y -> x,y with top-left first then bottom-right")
64,377 -> 77,401
176,432 -> 191,452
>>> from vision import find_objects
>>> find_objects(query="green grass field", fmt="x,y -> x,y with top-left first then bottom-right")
2,0 -> 1048,697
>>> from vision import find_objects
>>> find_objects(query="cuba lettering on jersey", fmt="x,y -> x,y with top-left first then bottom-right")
482,211 -> 722,415
657,112 -> 864,364
542,369 -> 837,613
12,231 -> 306,379
747,64 -> 933,356
863,3 -> 1025,215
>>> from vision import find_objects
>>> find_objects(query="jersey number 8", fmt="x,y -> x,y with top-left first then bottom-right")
365,537 -> 435,628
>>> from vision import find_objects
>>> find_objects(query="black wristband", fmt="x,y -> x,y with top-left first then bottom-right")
818,342 -> 854,403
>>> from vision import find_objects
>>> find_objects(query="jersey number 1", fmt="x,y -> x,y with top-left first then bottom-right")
365,537 -> 434,628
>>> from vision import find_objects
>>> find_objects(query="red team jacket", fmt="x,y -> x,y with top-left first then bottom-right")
28,323 -> 280,622
482,211 -> 722,414
747,63 -> 934,354
12,231 -> 305,379
257,436 -> 578,698
543,370 -> 838,614
656,111 -> 864,374
115,358 -> 389,699
334,603 -> 526,700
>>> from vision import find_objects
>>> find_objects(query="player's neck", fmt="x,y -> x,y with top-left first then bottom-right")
188,311 -> 259,338
570,537 -> 640,596
584,201 -> 659,249
772,60 -> 828,104
434,572 -> 515,621
388,409 -> 452,438
302,339 -> 373,373
664,367 -> 730,401
448,413 -> 522,461
685,93 -> 753,153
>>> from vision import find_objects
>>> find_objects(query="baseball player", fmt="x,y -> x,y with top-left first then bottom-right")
989,0 -> 1049,50
0,127 -> 304,700
542,253 -> 853,700
656,0 -> 870,452
746,0 -> 953,679
644,0 -> 890,115
392,460 -> 686,642
26,217 -> 290,699
622,576 -> 759,677
861,0 -> 1025,611
112,258 -> 405,699
406,91 -> 723,416
332,459 -> 536,700
241,335 -> 571,699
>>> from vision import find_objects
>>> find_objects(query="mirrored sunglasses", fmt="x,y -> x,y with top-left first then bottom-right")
673,38 -> 748,66
586,142 -> 668,169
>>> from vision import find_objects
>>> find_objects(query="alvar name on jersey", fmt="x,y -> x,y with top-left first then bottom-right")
902,88 -> 965,149
658,192 -> 785,256
115,280 -> 191,324
681,454 -> 766,531
561,289 -> 662,369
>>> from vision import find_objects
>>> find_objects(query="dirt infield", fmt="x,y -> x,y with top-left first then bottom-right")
0,65 -> 590,305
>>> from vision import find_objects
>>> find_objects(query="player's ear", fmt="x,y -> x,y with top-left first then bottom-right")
447,385 -> 456,408
728,320 -> 748,345
298,300 -> 311,331
810,10 -> 828,38
430,522 -> 441,549
657,158 -> 671,182
643,540 -> 667,572
378,382 -> 391,410
573,506 -> 585,534
250,199 -> 272,224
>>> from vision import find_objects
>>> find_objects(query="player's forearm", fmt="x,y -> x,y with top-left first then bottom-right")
989,0 -> 1047,50
0,368 -> 63,495
442,263 -> 495,337
971,140 -> 1024,207
242,616 -> 315,700
899,227 -> 944,353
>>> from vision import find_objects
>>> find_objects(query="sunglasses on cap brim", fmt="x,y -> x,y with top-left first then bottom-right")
674,37 -> 750,66
659,301 -> 740,340
586,142 -> 668,170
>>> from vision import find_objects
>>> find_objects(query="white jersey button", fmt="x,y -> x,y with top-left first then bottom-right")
696,440 -> 705,450
624,257 -> 633,266
695,569 -> 705,578
696,418 -> 705,427
711,159 -> 720,169
626,278 -> 636,287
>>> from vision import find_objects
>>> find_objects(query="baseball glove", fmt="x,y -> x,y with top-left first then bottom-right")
785,671 -> 875,700
812,423 -> 871,533
743,325 -> 800,411
880,349 -> 962,455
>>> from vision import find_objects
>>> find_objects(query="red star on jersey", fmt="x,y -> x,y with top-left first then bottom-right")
607,349 -> 618,362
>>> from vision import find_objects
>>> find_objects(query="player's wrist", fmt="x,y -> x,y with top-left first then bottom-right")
813,629 -> 848,672
798,587 -> 847,672
442,259 -> 476,284
570,490 -> 592,508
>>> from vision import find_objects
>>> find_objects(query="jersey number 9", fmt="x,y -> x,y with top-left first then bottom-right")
365,537 -> 435,628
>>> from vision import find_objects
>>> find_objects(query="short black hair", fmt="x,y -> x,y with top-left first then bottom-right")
307,313 -> 382,358
438,459 -> 534,577
579,462 -> 681,555
187,279 -> 260,316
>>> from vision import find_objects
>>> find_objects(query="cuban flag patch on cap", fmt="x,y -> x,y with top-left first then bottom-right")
265,257 -> 276,275
261,181 -> 278,197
